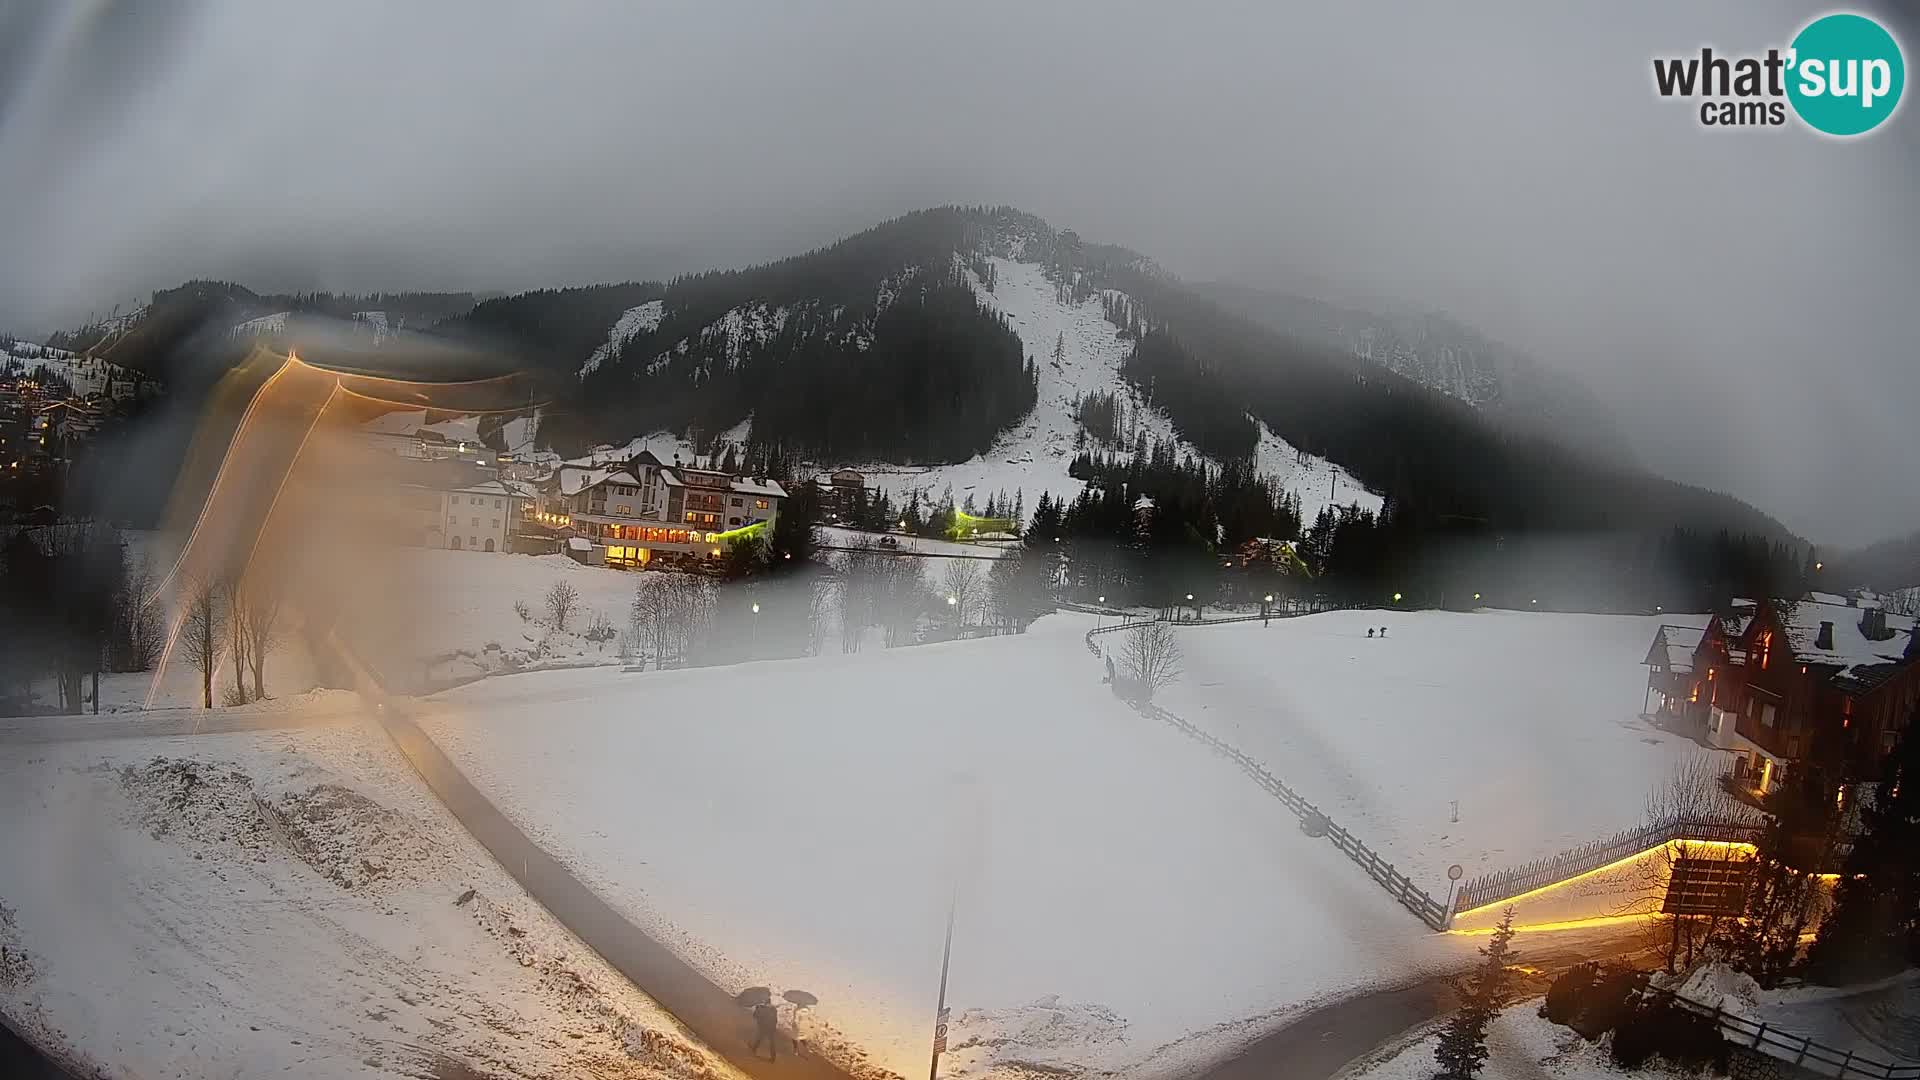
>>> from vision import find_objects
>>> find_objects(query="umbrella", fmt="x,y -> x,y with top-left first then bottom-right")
734,986 -> 773,1007
783,990 -> 819,1052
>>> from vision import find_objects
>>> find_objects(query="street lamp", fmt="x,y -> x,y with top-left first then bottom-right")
1393,592 -> 1403,603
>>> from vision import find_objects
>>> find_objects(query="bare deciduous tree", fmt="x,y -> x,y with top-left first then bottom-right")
1627,753 -> 1756,973
1121,621 -> 1183,700
178,578 -> 225,710
628,573 -> 711,669
113,554 -> 165,673
233,575 -> 284,702
546,580 -> 580,631
941,559 -> 983,626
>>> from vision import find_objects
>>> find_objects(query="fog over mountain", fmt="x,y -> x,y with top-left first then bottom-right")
2,1 -> 1915,546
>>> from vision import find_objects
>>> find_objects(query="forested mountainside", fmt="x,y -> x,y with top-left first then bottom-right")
1196,281 -> 1633,467
38,282 -> 481,388
1834,530 -> 1920,593
34,206 -> 1798,553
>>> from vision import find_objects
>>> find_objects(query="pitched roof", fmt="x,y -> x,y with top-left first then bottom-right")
1648,624 -> 1706,672
730,476 -> 787,498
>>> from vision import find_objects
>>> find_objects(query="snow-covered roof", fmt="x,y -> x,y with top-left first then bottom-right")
361,409 -> 429,436
1775,597 -> 1915,677
421,415 -> 481,445
451,479 -> 533,499
568,536 -> 592,551
1653,625 -> 1705,672
730,477 -> 787,498
556,466 -> 615,496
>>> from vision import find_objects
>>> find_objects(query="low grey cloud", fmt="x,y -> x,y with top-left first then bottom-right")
2,1 -> 1913,546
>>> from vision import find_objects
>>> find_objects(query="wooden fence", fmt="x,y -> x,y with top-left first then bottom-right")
1453,817 -> 1764,914
1084,613 -> 1454,928
1646,984 -> 1919,1079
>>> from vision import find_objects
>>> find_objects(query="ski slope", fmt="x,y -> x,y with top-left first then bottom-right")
847,257 -> 1378,523
420,613 -> 1464,1079
579,299 -> 665,378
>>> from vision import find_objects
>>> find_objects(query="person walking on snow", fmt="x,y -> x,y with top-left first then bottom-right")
750,1001 -> 780,1061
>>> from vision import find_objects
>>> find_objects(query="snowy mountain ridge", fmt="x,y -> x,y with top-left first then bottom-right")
575,248 -> 1378,523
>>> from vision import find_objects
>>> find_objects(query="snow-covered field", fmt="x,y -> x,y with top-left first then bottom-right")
385,548 -> 648,684
1155,609 -> 1714,894
419,611 -> 1467,1080
0,719 -> 742,1080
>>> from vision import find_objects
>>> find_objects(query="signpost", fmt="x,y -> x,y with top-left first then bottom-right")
1443,863 -> 1465,928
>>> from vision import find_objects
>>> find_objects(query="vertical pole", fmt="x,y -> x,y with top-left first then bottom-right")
929,884 -> 957,1080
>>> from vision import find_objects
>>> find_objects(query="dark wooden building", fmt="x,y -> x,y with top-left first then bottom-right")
1644,594 -> 1919,800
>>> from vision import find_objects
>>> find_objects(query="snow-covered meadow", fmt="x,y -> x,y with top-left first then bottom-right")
0,719 -> 741,1080
1155,609 -> 1715,893
418,611 -> 1466,1080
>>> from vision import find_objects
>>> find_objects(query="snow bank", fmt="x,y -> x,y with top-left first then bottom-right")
0,721 -> 743,1080
420,612 -> 1464,1079
1343,999 -> 1684,1080
1156,609 -> 1715,893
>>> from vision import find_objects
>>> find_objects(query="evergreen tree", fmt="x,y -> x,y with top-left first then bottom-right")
1716,763 -> 1841,988
769,478 -> 820,568
1807,709 -> 1920,983
1435,908 -> 1517,1079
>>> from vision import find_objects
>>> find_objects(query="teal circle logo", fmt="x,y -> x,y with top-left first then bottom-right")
1787,13 -> 1904,136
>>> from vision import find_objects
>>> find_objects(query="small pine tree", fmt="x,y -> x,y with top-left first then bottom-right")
1435,908 -> 1518,1079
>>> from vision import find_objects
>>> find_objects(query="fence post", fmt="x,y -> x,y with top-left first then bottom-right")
1751,1022 -> 1767,1050
1836,1050 -> 1852,1078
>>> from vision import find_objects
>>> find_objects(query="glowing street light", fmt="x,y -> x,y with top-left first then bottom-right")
1531,598 -> 1538,605
1473,592 -> 1482,601
1392,592 -> 1403,603
1815,561 -> 1824,571
947,595 -> 957,606
1263,594 -> 1274,603
751,602 -> 760,614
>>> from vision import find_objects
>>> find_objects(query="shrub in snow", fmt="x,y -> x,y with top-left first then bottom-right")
1609,998 -> 1727,1073
514,599 -> 531,622
1542,962 -> 1644,1040
546,581 -> 580,631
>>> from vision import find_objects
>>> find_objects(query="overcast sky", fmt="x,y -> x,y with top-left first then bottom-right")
2,1 -> 1914,547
